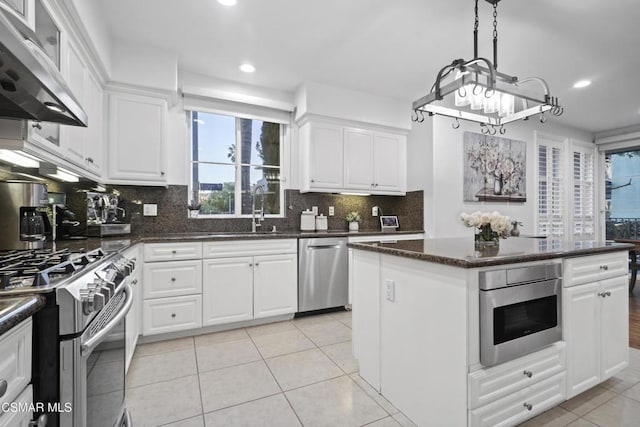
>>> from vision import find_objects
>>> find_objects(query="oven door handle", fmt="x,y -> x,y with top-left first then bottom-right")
80,282 -> 133,357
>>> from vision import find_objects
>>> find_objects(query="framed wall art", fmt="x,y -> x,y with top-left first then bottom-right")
463,131 -> 526,203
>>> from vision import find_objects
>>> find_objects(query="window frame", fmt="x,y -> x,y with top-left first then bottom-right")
189,110 -> 286,219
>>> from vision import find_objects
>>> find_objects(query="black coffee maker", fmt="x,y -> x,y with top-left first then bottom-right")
54,205 -> 86,240
0,181 -> 51,250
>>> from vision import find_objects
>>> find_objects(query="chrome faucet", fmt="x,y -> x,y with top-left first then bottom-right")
251,183 -> 265,233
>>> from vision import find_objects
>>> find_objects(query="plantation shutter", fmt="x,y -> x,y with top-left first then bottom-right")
537,139 -> 565,237
572,146 -> 595,239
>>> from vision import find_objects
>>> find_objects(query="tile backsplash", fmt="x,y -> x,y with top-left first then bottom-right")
70,185 -> 424,236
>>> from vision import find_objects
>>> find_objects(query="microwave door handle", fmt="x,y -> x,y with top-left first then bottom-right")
80,282 -> 133,357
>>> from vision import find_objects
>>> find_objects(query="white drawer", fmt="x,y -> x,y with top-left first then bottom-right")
144,242 -> 203,262
468,342 -> 565,409
564,251 -> 628,287
0,319 -> 31,408
143,260 -> 202,299
0,384 -> 33,427
143,295 -> 202,336
203,239 -> 297,258
469,372 -> 565,427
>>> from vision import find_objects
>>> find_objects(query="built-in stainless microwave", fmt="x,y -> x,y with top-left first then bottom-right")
479,263 -> 562,367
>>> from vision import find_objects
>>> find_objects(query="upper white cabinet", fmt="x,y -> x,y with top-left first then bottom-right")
299,119 -> 407,195
108,91 -> 168,184
59,39 -> 104,177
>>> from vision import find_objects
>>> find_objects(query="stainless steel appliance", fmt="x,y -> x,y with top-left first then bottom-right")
479,263 -> 562,367
298,237 -> 348,312
0,246 -> 136,426
87,193 -> 131,237
0,181 -> 51,250
0,4 -> 87,125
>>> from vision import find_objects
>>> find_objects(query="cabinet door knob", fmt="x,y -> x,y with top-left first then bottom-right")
171,313 -> 176,318
32,122 -> 42,130
255,262 -> 260,266
172,250 -> 177,254
28,414 -> 48,427
0,378 -> 7,398
249,263 -> 253,267
161,171 -> 166,176
606,291 -> 612,297
171,277 -> 176,282
600,265 -> 609,271
375,183 -> 379,187
523,370 -> 533,378
523,403 -> 533,411
598,292 -> 606,298
311,179 -> 315,183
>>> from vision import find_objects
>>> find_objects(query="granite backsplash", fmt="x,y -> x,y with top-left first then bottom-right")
68,185 -> 424,237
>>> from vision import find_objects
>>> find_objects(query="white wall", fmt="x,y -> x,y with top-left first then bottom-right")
411,116 -> 592,238
68,0 -> 112,76
111,42 -> 178,92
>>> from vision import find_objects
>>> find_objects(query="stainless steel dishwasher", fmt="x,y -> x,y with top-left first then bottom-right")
298,237 -> 348,312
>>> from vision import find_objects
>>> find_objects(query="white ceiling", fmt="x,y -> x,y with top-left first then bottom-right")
92,0 -> 640,135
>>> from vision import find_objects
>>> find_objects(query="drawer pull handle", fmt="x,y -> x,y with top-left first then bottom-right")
29,414 -> 48,427
171,277 -> 176,282
600,265 -> 609,271
171,313 -> 176,318
606,291 -> 611,297
523,370 -> 533,378
598,292 -> 611,298
249,263 -> 253,267
255,263 -> 260,266
172,250 -> 177,254
0,379 -> 7,398
523,403 -> 533,411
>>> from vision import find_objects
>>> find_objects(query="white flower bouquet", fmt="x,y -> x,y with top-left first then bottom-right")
460,211 -> 510,244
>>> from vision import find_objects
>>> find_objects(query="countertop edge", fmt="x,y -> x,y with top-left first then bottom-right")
0,295 -> 47,335
348,241 -> 635,268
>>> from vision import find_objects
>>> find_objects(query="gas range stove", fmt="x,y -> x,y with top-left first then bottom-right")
0,247 -> 111,294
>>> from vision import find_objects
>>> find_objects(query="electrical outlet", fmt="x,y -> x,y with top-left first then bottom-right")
312,206 -> 318,215
385,279 -> 395,302
143,204 -> 158,216
328,206 -> 335,216
372,206 -> 379,216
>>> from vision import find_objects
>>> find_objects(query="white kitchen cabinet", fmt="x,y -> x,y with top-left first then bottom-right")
0,385 -> 33,427
202,257 -> 254,326
144,242 -> 203,262
143,295 -> 202,335
300,122 -> 344,191
300,119 -> 406,195
253,253 -> 298,318
60,39 -> 86,166
202,253 -> 297,326
0,318 -> 31,410
108,91 -> 167,184
142,260 -> 202,299
564,256 -> 629,398
83,73 -> 104,176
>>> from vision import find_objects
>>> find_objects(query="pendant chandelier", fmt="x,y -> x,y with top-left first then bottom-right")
411,0 -> 563,134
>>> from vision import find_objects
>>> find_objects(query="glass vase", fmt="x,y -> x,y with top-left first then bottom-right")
475,224 -> 500,250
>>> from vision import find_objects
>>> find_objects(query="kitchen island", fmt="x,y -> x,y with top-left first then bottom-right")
349,237 -> 633,427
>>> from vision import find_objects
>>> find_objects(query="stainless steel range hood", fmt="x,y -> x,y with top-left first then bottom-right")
0,6 -> 87,127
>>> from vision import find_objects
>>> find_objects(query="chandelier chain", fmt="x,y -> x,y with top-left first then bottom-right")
493,2 -> 498,40
474,0 -> 479,32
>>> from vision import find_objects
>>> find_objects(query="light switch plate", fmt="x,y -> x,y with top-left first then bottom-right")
372,206 -> 379,217
312,206 -> 318,215
328,206 -> 335,216
385,279 -> 395,302
143,204 -> 158,216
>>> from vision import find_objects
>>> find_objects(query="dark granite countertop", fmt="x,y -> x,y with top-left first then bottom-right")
0,294 -> 46,335
348,237 -> 635,268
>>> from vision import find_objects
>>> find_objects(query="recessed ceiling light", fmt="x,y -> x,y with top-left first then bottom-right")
573,80 -> 591,89
217,0 -> 237,6
239,63 -> 255,73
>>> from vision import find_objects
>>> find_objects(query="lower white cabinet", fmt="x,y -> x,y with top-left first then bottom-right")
143,295 -> 203,335
0,385 -> 33,427
202,253 -> 297,326
142,260 -> 203,299
564,275 -> 629,398
469,373 -> 566,427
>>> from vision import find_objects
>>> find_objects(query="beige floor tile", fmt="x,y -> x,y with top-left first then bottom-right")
365,417 -> 402,427
518,406 -> 578,427
560,384 -> 618,416
321,341 -> 359,374
265,348 -> 343,391
126,348 -> 197,388
161,415 -> 205,427
583,395 -> 640,426
195,338 -> 261,373
199,360 -> 281,413
292,313 -> 339,328
246,320 -> 297,337
349,373 -> 399,415
391,412 -> 418,427
194,328 -> 249,347
328,310 -> 352,328
125,375 -> 202,426
203,394 -> 301,427
600,366 -> 640,393
296,319 -> 352,347
564,419 -> 599,427
285,376 -> 388,427
623,380 -> 640,402
133,336 -> 194,358
251,329 -> 316,359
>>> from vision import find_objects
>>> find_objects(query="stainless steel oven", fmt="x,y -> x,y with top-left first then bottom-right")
479,263 -> 562,367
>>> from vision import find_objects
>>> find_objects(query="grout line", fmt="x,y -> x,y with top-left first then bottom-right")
126,371 -> 199,391
132,337 -> 195,359
193,342 -> 207,423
